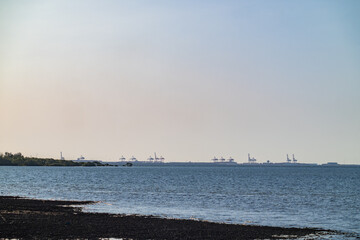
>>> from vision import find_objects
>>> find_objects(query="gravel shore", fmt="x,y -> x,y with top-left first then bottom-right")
0,196 -> 327,239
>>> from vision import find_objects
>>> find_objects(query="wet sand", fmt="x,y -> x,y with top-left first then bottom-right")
0,196 -> 328,239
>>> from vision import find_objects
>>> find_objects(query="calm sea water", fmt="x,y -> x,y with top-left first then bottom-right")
1,166 -> 359,237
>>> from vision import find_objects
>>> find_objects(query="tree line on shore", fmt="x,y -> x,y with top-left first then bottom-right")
0,152 -> 107,166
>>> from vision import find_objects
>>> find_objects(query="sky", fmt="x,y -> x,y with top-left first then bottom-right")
0,0 -> 359,164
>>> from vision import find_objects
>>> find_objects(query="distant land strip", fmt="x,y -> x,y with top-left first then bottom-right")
0,152 -> 111,167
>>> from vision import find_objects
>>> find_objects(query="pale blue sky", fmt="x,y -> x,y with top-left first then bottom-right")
0,0 -> 359,163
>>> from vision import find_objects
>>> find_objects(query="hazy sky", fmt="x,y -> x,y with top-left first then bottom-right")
1,0 -> 359,164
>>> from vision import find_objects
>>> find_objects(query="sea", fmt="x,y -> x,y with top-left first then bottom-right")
1,165 -> 359,239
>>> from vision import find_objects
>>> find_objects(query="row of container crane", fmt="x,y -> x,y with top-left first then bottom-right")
211,154 -> 299,164
211,157 -> 235,163
286,154 -> 298,163
119,153 -> 165,163
246,153 -> 298,164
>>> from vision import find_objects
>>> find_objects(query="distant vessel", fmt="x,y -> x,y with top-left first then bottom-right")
322,162 -> 339,166
123,162 -> 133,167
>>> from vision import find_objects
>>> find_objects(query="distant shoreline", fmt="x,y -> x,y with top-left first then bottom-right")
0,152 -> 112,167
0,196 -> 331,239
1,162 -> 359,167
2,152 -> 358,167
100,161 -> 360,167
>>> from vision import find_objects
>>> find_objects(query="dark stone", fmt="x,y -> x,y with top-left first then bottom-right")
0,196 -> 331,240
